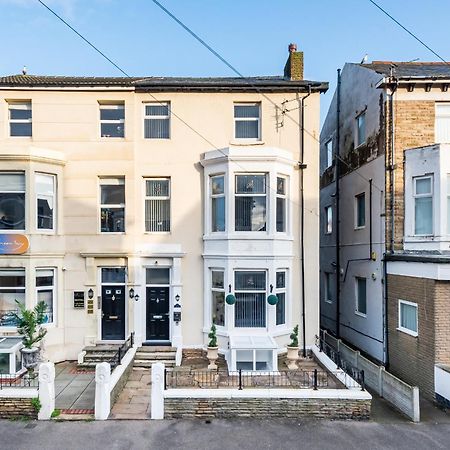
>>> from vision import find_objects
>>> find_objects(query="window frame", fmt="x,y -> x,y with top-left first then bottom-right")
211,269 -> 225,327
234,173 -> 268,233
210,174 -> 226,233
144,177 -> 171,233
36,172 -> 56,232
99,102 -> 125,138
325,205 -> 333,234
276,175 -> 288,233
233,102 -> 261,141
355,192 -> 366,229
324,272 -> 333,304
8,101 -> 32,138
356,111 -> 366,147
36,268 -> 56,326
0,268 -> 26,329
99,177 -> 126,234
435,103 -> 450,144
355,276 -> 367,317
413,175 -> 433,236
275,270 -> 287,326
143,102 -> 171,139
398,299 -> 418,337
326,139 -> 333,168
0,171 -> 26,232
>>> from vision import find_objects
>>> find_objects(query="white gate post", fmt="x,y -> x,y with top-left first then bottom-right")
95,362 -> 111,420
38,362 -> 55,420
151,362 -> 165,420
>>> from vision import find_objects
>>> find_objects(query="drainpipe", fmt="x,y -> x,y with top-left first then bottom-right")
369,178 -> 373,258
299,85 -> 311,358
335,69 -> 341,339
388,78 -> 398,253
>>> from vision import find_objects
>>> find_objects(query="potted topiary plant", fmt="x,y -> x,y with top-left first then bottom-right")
12,300 -> 48,376
207,324 -> 219,370
286,324 -> 299,370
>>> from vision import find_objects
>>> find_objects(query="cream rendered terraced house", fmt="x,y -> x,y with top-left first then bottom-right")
0,45 -> 327,373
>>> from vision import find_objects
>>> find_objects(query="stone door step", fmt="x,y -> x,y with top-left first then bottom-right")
134,352 -> 176,360
134,359 -> 175,368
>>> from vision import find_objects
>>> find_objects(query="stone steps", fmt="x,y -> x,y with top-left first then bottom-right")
133,346 -> 176,369
133,359 -> 176,368
78,344 -> 121,369
134,351 -> 176,360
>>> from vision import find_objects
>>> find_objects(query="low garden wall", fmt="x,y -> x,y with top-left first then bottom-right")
0,391 -> 38,419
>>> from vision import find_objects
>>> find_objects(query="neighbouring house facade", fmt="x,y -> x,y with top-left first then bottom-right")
0,45 -> 327,374
320,61 -> 450,404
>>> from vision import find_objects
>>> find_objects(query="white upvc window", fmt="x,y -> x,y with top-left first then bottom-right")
99,102 -> 125,138
413,175 -> 433,235
398,300 -> 418,337
326,139 -> 333,168
144,102 -> 170,139
325,205 -> 332,234
355,277 -> 367,316
356,112 -> 366,147
235,174 -> 267,232
275,270 -> 286,326
36,269 -> 55,325
8,101 -> 32,137
211,270 -> 225,327
36,173 -> 55,231
211,175 -> 225,232
325,272 -> 332,303
234,103 -> 261,140
0,269 -> 25,327
99,177 -> 125,233
234,271 -> 266,328
0,172 -> 25,231
355,193 -> 366,229
435,103 -> 450,143
276,176 -> 287,233
144,178 -> 171,232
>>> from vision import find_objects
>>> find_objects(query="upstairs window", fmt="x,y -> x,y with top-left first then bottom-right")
144,103 -> 170,139
211,175 -> 225,232
414,176 -> 433,235
355,277 -> 367,316
398,300 -> 418,336
435,103 -> 450,143
36,173 -> 55,231
100,102 -> 124,138
234,103 -> 260,140
211,270 -> 225,327
276,176 -> 287,232
326,139 -> 333,168
100,177 -> 125,233
356,112 -> 366,147
447,175 -> 450,235
145,178 -> 170,232
0,173 -> 25,230
235,174 -> 267,232
355,193 -> 366,229
325,206 -> 332,234
9,101 -> 32,137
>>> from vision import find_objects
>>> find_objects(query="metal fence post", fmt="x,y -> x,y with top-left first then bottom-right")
164,368 -> 167,390
131,332 -> 134,348
360,370 -> 365,391
118,347 -> 122,365
238,369 -> 243,390
313,369 -> 318,390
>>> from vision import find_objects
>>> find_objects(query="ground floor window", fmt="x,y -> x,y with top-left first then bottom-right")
355,277 -> 367,316
211,270 -> 225,326
275,271 -> 286,325
0,269 -> 25,327
234,271 -> 266,328
398,300 -> 418,336
36,269 -> 55,324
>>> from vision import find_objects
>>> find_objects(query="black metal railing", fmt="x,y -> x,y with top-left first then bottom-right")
164,367 -> 361,390
315,334 -> 365,391
108,332 -> 134,370
0,373 -> 39,390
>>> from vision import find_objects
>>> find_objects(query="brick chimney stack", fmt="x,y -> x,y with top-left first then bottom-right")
284,43 -> 304,81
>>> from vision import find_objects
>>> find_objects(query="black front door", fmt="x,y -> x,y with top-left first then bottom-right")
102,286 -> 125,340
146,286 -> 170,341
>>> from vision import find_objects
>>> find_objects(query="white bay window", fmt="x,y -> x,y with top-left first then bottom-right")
211,175 -> 225,232
0,269 -> 25,327
235,174 -> 267,232
211,270 -> 225,326
36,173 -> 55,231
0,173 -> 25,230
234,271 -> 266,328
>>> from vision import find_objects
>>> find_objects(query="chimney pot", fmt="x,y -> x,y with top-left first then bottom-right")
288,43 -> 297,53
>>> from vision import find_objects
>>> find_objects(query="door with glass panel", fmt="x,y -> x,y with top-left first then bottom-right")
146,268 -> 170,341
234,271 -> 267,328
101,268 -> 126,340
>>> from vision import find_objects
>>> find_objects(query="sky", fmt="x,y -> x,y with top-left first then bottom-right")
1,0 -> 449,122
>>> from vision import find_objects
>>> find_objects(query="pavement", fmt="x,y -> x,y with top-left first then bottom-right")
54,361 -> 95,414
1,419 -> 450,450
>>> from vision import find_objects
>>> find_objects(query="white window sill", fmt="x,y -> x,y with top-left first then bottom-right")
354,226 -> 366,230
203,233 -> 294,241
354,311 -> 367,318
229,139 -> 265,146
397,326 -> 418,337
144,231 -> 171,235
99,232 -> 126,235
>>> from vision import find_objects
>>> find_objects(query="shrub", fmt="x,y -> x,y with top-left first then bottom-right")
289,325 -> 299,347
208,324 -> 217,347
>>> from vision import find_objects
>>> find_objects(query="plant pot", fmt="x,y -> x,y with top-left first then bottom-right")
286,346 -> 299,370
21,347 -> 40,372
207,346 -> 219,370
